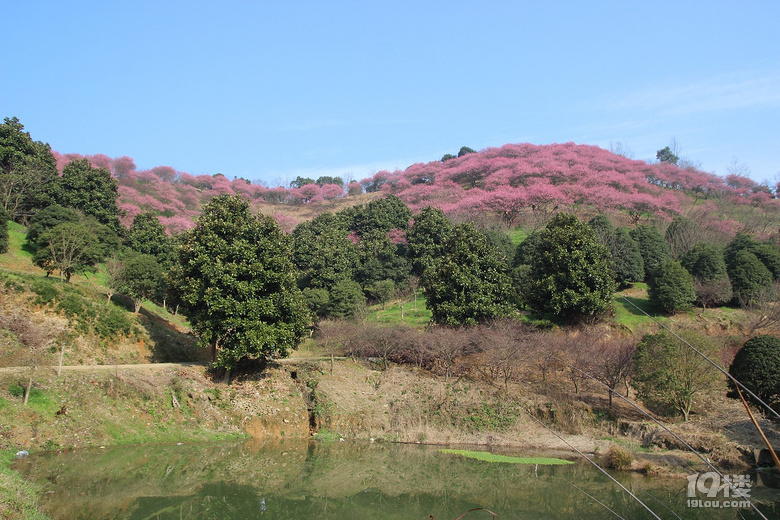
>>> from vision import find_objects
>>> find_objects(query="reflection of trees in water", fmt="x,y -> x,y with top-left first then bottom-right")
18,441 -> 768,519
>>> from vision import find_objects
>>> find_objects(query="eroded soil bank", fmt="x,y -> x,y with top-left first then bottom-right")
1,358 -> 766,474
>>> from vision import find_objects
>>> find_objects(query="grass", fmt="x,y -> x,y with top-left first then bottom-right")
507,227 -> 527,246
440,449 -> 574,465
611,283 -> 662,330
0,451 -> 52,520
0,222 -> 38,274
365,293 -> 431,328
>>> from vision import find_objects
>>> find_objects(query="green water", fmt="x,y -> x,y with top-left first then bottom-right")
12,440 -> 779,519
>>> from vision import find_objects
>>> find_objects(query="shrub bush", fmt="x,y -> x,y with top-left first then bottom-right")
729,335 -> 780,404
603,445 -> 634,470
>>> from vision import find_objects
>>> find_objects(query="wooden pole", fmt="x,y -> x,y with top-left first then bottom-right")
736,385 -> 780,471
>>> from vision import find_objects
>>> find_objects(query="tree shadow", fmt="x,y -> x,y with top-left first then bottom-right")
616,296 -> 657,318
135,307 -> 208,363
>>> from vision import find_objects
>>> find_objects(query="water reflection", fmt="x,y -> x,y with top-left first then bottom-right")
13,439 -> 778,519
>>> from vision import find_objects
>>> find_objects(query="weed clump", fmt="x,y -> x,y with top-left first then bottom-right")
603,445 -> 634,470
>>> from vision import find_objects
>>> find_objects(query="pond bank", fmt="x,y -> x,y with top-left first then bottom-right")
0,358 -> 758,518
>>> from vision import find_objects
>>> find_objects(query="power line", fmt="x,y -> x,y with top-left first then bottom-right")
620,296 -> 780,421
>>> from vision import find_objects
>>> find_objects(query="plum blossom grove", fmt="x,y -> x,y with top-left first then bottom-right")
51,142 -> 778,236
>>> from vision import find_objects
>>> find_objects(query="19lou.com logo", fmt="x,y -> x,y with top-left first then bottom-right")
687,472 -> 752,508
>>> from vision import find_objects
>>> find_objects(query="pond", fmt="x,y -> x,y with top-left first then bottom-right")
12,439 -> 779,519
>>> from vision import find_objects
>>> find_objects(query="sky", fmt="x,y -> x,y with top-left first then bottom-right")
2,1 -> 779,186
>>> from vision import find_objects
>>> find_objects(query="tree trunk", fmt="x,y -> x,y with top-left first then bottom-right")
134,299 -> 142,313
222,368 -> 231,384
211,338 -> 219,363
23,365 -> 35,406
57,343 -> 65,377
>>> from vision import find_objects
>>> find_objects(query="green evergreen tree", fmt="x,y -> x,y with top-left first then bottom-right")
0,117 -> 59,223
292,212 -> 358,290
118,253 -> 163,313
406,206 -> 452,275
656,146 -> 679,164
422,223 -> 513,326
127,212 -> 173,264
524,213 -> 616,321
647,260 -> 696,313
681,242 -> 731,308
26,204 -> 81,245
326,279 -> 366,319
682,243 -> 728,281
369,279 -> 395,308
513,231 -> 543,268
172,195 -> 309,369
729,335 -> 780,404
588,217 -> 643,288
728,250 -> 773,305
58,158 -> 122,232
629,225 -> 670,280
610,228 -> 645,288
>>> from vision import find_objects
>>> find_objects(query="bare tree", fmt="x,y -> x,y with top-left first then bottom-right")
102,254 -> 125,304
425,327 -> 478,382
0,311 -> 63,405
726,156 -> 752,178
608,141 -> 634,159
742,281 -> 780,336
588,336 -> 637,408
481,320 -> 538,391
314,320 -> 352,374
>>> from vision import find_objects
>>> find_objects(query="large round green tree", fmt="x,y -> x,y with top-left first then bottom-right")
729,335 -> 780,404
422,222 -> 513,326
58,158 -> 122,233
524,213 -> 616,321
647,260 -> 696,313
172,195 -> 309,370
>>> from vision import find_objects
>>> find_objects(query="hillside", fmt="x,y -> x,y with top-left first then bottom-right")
52,143 -> 780,238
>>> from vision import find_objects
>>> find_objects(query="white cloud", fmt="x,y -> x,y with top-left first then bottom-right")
611,73 -> 780,117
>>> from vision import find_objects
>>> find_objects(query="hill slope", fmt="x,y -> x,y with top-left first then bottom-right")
54,143 -> 779,236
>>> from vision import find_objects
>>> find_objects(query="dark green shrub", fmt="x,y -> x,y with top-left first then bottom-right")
0,208 -> 8,254
94,305 -> 133,338
31,278 -> 60,305
325,280 -> 366,319
629,225 -> 670,280
648,260 -> 695,313
728,250 -> 773,305
302,287 -> 330,317
729,335 -> 780,404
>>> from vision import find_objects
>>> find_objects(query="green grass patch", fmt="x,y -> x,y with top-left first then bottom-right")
312,429 -> 340,442
365,293 -> 431,328
440,449 -> 574,465
507,227 -> 527,246
7,385 -> 59,415
0,450 -> 52,520
7,221 -> 34,260
611,283 -> 663,329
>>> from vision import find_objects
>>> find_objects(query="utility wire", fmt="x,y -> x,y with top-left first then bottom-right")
561,477 -> 627,520
620,296 -> 780,421
524,410 -> 663,520
642,491 -> 683,520
557,357 -> 769,520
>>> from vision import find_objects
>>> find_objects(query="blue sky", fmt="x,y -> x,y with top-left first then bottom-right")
2,1 -> 778,185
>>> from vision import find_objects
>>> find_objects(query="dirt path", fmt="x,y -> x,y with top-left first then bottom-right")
0,357 -> 347,374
